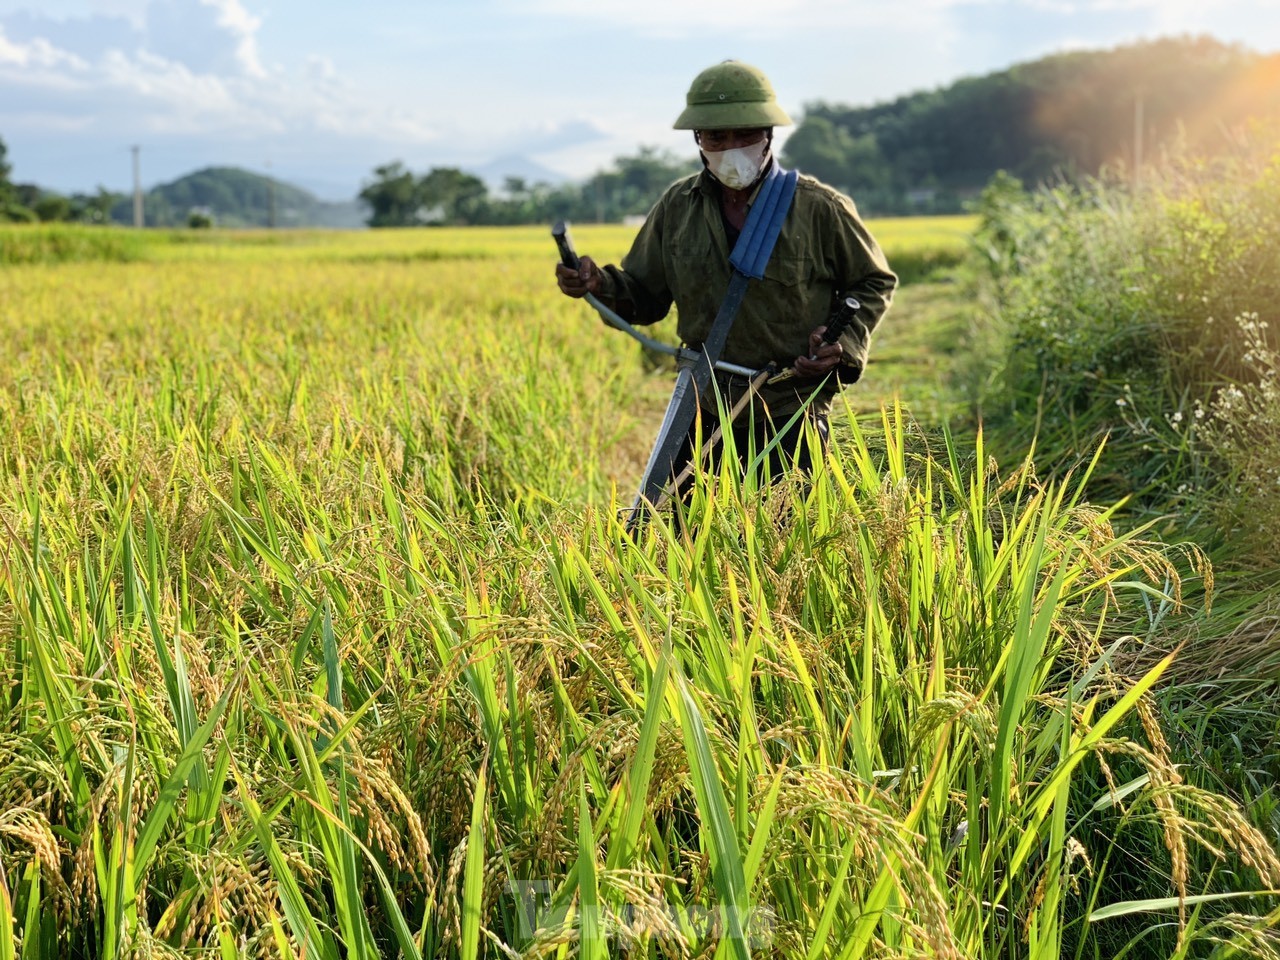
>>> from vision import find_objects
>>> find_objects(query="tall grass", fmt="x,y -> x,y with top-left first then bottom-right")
1,216 -> 975,268
0,226 -> 1275,958
0,224 -> 147,264
964,150 -> 1280,557
959,146 -> 1280,894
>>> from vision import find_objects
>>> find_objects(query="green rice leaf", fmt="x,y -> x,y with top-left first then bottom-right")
462,762 -> 488,960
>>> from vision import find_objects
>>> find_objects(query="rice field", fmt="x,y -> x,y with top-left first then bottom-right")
0,222 -> 1276,959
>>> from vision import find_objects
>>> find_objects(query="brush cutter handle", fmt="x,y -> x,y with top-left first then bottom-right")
819,296 -> 861,351
552,220 -> 768,382
552,220 -> 580,270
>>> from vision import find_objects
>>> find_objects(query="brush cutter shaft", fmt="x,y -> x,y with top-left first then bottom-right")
588,298 -> 759,377
552,220 -> 762,380
658,363 -> 777,510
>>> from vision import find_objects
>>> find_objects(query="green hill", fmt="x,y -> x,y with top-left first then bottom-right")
783,36 -> 1280,214
113,166 -> 363,228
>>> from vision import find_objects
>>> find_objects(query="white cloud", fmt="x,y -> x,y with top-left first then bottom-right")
305,53 -> 336,81
87,0 -> 151,27
503,118 -> 610,155
506,0 -> 966,36
0,25 -> 88,68
198,0 -> 264,77
6,0 -> 1279,195
99,48 -> 251,128
142,0 -> 264,79
0,1 -> 443,146
509,0 -> 1280,44
1014,0 -> 1262,22
3,111 -> 93,132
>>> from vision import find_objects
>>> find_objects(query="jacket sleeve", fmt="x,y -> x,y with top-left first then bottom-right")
594,192 -> 676,327
825,191 -> 898,382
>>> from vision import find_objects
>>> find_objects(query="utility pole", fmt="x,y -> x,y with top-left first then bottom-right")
266,158 -> 276,229
131,145 -> 144,228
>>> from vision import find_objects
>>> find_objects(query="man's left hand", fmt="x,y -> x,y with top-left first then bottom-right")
792,326 -> 844,379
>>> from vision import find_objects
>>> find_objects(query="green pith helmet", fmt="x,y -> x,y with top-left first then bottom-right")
673,60 -> 793,131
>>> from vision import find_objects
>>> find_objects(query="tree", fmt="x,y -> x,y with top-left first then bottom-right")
617,148 -> 693,201
359,162 -> 424,227
0,141 -> 38,222
0,136 -> 12,201
12,183 -> 40,208
71,187 -> 124,224
33,193 -> 72,222
782,118 -> 898,210
418,167 -> 489,225
785,36 -> 1279,214
360,146 -> 695,228
782,116 -> 860,189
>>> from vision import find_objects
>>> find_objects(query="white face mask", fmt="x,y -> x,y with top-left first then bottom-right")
701,138 -> 769,190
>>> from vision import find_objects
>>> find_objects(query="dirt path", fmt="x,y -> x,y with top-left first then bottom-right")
846,280 -> 969,421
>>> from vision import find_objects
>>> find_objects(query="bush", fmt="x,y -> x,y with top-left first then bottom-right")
1198,312 -> 1280,553
33,193 -> 72,222
963,139 -> 1280,876
0,201 -> 36,223
965,144 -> 1280,555
0,223 -> 146,264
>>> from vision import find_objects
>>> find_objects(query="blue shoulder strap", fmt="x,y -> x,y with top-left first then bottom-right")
624,164 -> 799,523
692,163 -> 799,366
729,163 -> 799,279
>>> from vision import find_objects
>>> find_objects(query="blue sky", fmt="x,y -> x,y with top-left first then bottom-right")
2,0 -> 1279,198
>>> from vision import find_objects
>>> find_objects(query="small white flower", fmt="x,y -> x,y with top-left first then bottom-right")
1116,398 -> 1128,407
1172,411 -> 1183,424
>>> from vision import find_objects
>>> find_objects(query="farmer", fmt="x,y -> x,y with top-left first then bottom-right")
556,60 -> 896,487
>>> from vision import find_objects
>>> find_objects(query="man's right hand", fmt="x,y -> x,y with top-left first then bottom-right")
556,255 -> 602,298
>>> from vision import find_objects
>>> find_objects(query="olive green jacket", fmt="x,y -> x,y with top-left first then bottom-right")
596,168 -> 897,418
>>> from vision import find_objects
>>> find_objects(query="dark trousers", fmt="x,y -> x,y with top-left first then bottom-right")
668,408 -> 829,505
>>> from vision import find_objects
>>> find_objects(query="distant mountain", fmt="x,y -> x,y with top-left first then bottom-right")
782,35 -> 1280,215
465,154 -> 569,193
113,166 -> 364,228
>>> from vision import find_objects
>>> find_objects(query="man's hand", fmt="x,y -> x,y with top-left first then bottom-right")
792,325 -> 844,379
556,255 -> 603,298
